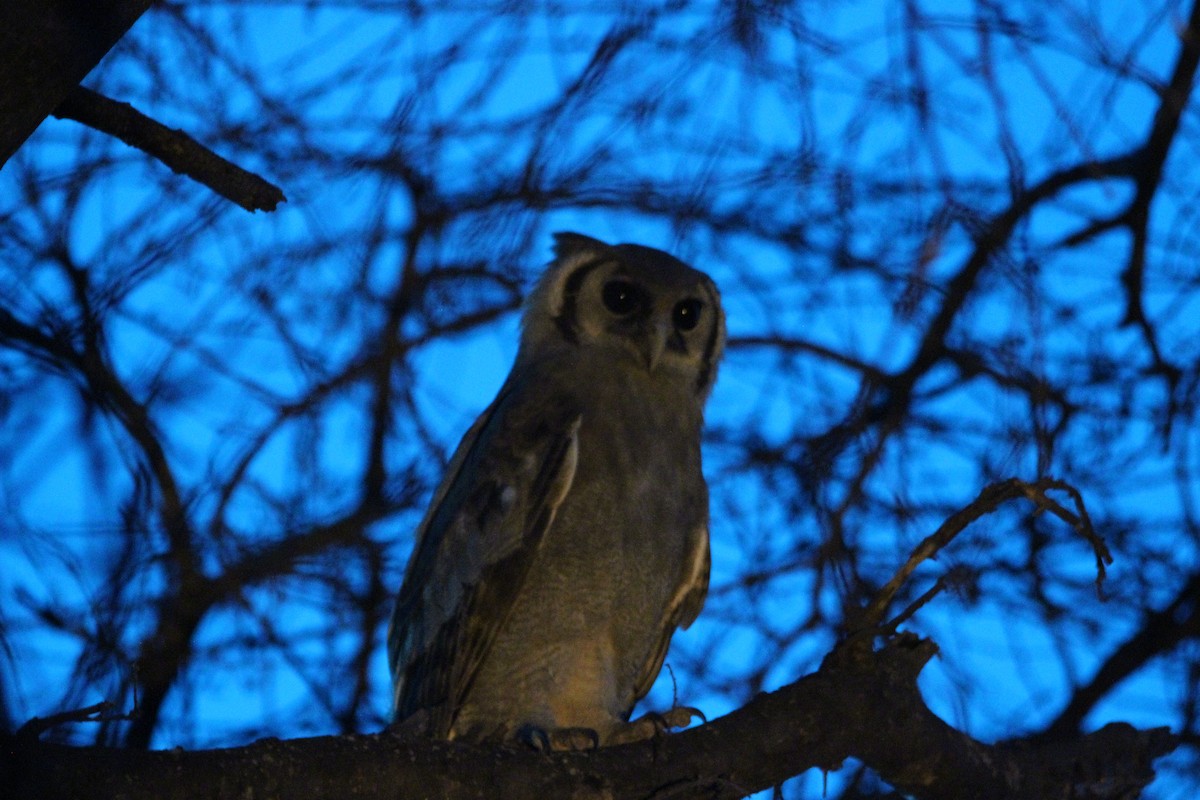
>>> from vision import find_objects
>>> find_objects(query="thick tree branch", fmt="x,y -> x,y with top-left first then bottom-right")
3,635 -> 1176,800
53,86 -> 286,212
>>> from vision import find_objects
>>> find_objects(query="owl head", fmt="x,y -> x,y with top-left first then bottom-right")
520,232 -> 725,401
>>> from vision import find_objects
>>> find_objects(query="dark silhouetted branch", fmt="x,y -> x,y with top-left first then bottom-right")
858,478 -> 1110,634
54,86 -> 286,212
3,635 -> 1176,800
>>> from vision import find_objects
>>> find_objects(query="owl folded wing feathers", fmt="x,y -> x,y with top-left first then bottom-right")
387,386 -> 581,737
631,519 -> 710,706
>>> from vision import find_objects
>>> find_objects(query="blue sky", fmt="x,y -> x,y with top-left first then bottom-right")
2,2 -> 1197,796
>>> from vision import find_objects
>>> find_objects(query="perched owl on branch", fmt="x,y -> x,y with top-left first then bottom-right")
387,232 -> 725,750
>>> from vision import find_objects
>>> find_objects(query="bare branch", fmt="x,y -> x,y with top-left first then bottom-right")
3,636 -> 1178,800
858,478 -> 1110,633
1045,572 -> 1200,739
1116,0 -> 1200,395
53,87 -> 286,212
15,702 -> 130,742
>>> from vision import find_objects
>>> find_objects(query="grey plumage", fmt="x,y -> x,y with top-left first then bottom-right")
387,232 -> 724,748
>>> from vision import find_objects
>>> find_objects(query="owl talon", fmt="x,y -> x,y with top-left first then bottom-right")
608,705 -> 705,745
661,705 -> 706,728
516,724 -> 599,752
516,724 -> 551,751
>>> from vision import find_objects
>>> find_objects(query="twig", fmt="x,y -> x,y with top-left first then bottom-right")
53,86 -> 286,213
665,662 -> 679,709
16,701 -> 133,741
879,569 -> 959,637
1018,477 -> 1112,596
858,477 -> 1111,635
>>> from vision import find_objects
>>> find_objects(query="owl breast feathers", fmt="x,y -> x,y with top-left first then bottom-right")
387,232 -> 725,750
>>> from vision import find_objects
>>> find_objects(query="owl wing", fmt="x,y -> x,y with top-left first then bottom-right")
629,520 -> 710,708
387,382 -> 581,736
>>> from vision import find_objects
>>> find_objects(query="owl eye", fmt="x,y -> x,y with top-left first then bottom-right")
673,298 -> 704,331
602,280 -> 642,315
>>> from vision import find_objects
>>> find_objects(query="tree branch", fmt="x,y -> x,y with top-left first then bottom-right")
858,478 -> 1111,633
1116,0 -> 1200,393
53,86 -> 286,212
3,635 -> 1176,800
1044,571 -> 1200,739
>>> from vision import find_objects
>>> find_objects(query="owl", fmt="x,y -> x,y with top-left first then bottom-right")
387,232 -> 725,749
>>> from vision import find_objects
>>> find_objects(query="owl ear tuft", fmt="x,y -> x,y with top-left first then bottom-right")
536,232 -> 612,323
552,232 -> 610,263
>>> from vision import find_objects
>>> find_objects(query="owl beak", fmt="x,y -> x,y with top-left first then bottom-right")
644,320 -> 671,371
